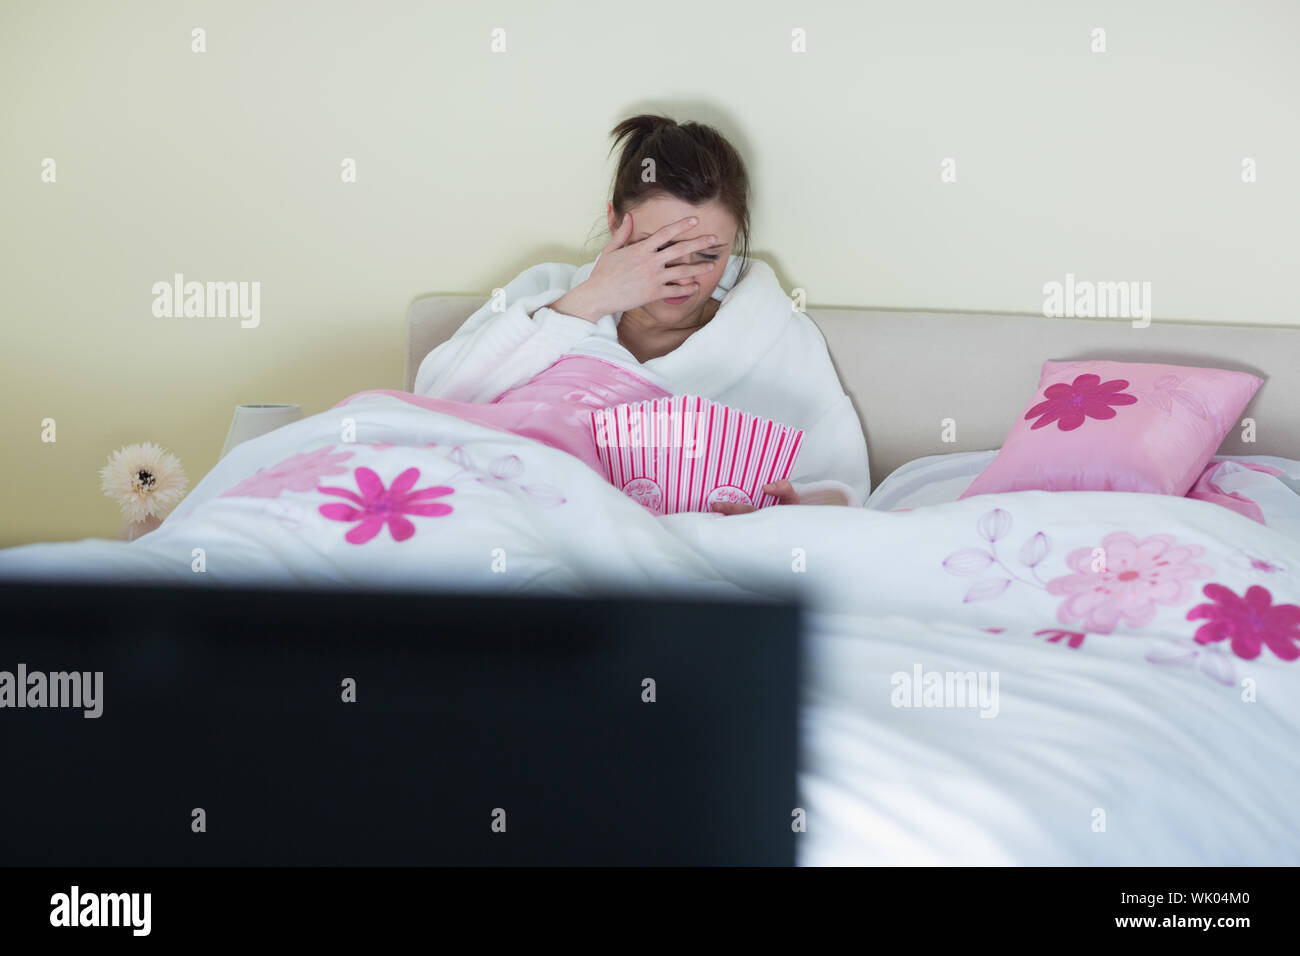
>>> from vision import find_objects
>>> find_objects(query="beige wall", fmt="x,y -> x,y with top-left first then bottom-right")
2,0 -> 1297,546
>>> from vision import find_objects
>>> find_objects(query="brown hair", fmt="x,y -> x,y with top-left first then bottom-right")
606,114 -> 752,284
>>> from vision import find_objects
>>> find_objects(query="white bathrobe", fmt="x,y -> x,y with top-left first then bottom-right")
413,254 -> 872,503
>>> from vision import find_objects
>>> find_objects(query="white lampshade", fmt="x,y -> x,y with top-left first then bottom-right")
220,403 -> 303,459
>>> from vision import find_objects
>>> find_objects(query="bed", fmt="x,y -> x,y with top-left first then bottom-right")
409,301 -> 1300,484
2,294 -> 1298,865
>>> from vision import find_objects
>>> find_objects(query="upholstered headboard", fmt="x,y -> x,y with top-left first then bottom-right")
406,296 -> 1300,488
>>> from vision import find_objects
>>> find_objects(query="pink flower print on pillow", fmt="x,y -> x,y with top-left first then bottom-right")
222,446 -> 355,498
1187,584 -> 1300,661
1024,374 -> 1138,431
1046,532 -> 1212,633
1147,375 -> 1212,421
318,466 -> 454,544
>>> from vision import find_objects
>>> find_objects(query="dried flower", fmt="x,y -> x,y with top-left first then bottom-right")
99,442 -> 188,524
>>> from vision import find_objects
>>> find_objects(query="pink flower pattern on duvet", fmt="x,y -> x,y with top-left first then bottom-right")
1145,638 -> 1238,686
1046,532 -> 1212,633
1036,629 -> 1087,649
945,509 -> 1297,684
318,466 -> 454,544
1187,584 -> 1300,661
1024,374 -> 1138,430
221,446 -> 354,498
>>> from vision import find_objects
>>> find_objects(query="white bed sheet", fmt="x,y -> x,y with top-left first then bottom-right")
2,402 -> 1299,865
866,451 -> 1300,541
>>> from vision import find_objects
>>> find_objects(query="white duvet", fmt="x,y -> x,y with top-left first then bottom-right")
2,395 -> 1298,865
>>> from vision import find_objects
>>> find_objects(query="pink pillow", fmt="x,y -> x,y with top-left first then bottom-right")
960,360 -> 1263,499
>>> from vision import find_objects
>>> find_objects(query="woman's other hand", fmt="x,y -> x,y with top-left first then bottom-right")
710,480 -> 800,516
554,214 -> 721,321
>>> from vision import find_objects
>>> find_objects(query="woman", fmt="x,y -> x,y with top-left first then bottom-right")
414,114 -> 871,511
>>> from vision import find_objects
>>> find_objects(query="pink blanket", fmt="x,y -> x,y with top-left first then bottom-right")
1186,459 -> 1285,524
334,356 -> 669,475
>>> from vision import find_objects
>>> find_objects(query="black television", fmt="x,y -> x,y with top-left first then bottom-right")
0,580 -> 801,866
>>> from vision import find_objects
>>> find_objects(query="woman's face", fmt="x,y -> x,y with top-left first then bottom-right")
606,195 -> 738,322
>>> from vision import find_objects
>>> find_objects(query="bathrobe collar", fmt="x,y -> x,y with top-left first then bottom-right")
575,253 -> 794,396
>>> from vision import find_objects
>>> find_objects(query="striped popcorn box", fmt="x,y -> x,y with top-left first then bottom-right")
590,396 -> 804,514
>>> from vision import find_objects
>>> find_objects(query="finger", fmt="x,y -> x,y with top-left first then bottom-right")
649,215 -> 700,252
670,234 -> 722,257
662,261 -> 717,282
606,211 -> 632,250
710,501 -> 755,516
763,480 -> 799,505
655,235 -> 721,266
